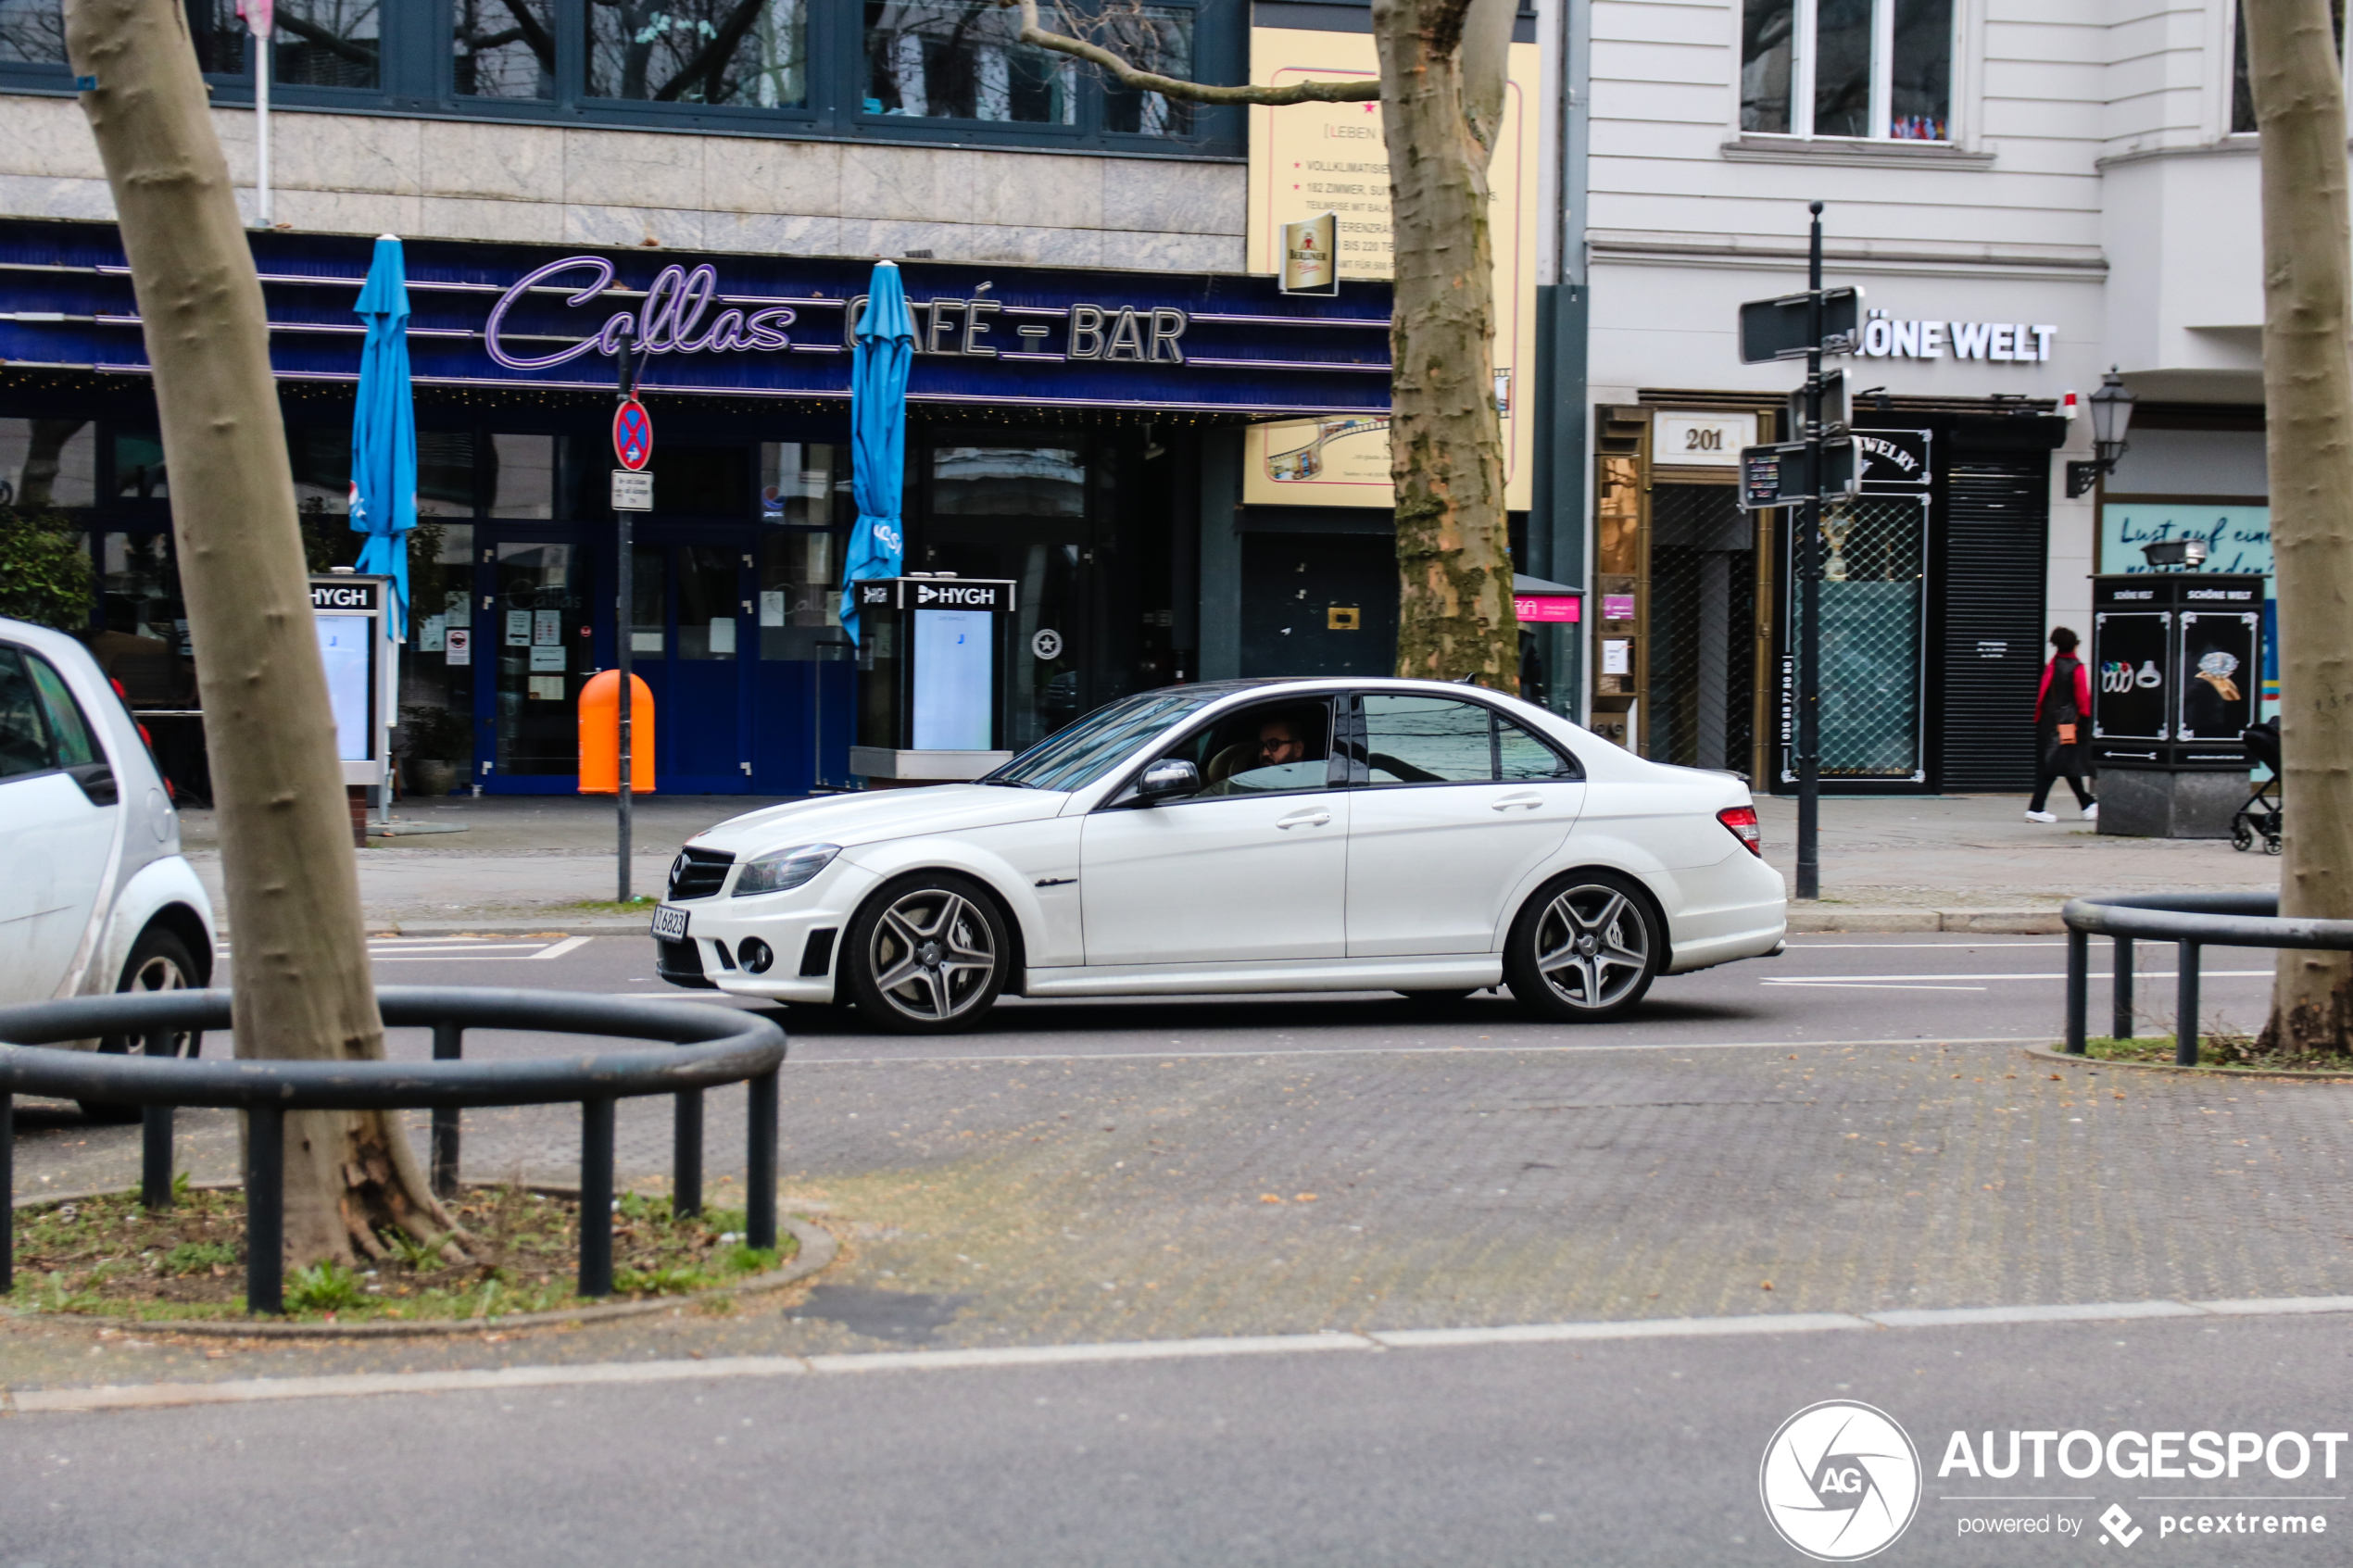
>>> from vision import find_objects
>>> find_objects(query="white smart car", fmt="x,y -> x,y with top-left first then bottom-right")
652,678 -> 1785,1032
0,616 -> 217,1115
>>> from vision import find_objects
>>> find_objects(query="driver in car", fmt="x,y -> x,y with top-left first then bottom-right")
1255,713 -> 1308,768
1201,709 -> 1326,795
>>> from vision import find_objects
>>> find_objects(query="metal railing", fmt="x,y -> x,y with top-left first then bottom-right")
0,987 -> 786,1314
2061,892 -> 2353,1065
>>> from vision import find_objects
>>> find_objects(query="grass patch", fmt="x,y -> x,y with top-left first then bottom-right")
3,1185 -> 795,1324
2079,1035 -> 2353,1073
562,897 -> 659,915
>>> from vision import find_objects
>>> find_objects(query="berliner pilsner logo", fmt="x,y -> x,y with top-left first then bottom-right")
1760,1400 -> 1923,1561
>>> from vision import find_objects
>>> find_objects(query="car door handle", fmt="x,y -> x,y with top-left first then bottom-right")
1276,809 -> 1332,829
1491,793 -> 1543,811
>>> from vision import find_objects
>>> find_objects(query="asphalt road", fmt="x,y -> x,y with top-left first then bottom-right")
5,1312 -> 2347,1567
346,927 -> 2284,1059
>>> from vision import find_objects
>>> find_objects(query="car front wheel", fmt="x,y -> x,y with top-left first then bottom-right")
843,873 -> 1010,1034
1504,872 -> 1660,1022
81,923 -> 205,1123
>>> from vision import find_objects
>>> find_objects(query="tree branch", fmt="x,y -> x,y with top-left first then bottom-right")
1003,0 -> 1378,105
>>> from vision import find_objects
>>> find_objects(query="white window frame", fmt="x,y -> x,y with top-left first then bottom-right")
1737,0 -> 1961,144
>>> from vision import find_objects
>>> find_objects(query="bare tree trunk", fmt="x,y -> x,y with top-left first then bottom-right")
66,0 -> 459,1259
1011,0 -> 1519,688
1375,0 -> 1516,690
2245,0 -> 2353,1059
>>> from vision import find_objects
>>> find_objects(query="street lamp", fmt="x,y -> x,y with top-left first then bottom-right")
2065,368 -> 2138,498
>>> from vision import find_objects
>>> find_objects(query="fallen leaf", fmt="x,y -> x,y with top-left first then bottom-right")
1295,1193 -> 1318,1202
1759,1281 -> 1774,1290
1259,1195 -> 1283,1204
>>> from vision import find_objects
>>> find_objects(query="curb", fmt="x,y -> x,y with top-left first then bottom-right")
1787,906 -> 2064,935
1,1187 -> 838,1338
2021,1042 -> 2353,1082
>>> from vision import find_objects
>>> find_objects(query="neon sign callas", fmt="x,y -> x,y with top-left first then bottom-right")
483,256 -> 796,372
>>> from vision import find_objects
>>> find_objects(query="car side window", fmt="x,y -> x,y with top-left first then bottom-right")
1498,715 -> 1579,780
24,653 -> 99,769
1145,698 -> 1338,799
0,646 -> 58,780
1361,695 -> 1494,784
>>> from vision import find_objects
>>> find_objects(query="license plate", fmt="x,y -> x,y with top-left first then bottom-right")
649,905 -> 691,941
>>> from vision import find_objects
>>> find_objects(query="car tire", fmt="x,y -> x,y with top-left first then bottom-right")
843,872 -> 1011,1035
79,923 -> 205,1123
1503,871 -> 1661,1023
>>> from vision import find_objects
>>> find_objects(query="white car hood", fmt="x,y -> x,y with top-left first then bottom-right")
687,784 -> 1068,855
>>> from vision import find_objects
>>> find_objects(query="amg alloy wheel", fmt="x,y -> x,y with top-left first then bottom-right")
845,874 -> 1009,1033
1504,872 -> 1659,1022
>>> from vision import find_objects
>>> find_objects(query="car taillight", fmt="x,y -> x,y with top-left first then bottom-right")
1718,805 -> 1762,857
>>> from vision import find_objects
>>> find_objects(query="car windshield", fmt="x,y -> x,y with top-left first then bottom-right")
982,690 -> 1223,793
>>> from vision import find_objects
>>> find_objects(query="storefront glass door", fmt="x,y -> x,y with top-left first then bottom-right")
484,539 -> 592,786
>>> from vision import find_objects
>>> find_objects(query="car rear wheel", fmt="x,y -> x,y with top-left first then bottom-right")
80,923 -> 204,1123
843,873 -> 1009,1034
1504,872 -> 1659,1023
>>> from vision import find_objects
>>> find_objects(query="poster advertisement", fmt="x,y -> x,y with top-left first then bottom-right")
2177,611 -> 2259,741
2091,612 -> 2171,740
1241,30 -> 1539,510
2101,498 -> 2274,706
313,613 -> 373,763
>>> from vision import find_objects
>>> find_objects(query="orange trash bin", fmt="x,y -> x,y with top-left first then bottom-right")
578,671 -> 655,794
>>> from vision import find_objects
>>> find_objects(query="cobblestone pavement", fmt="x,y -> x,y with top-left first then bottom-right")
6,1022 -> 2349,1390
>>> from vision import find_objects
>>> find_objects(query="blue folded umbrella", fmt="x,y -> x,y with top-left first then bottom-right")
350,233 -> 417,635
840,261 -> 916,646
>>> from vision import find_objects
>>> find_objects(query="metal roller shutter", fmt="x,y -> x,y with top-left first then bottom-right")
1940,460 -> 2050,791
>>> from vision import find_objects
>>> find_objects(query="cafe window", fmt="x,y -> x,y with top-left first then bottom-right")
0,417 -> 95,509
1740,0 -> 1953,142
488,433 -> 557,518
760,441 -> 851,528
111,431 -> 168,502
419,431 -> 478,518
647,443 -> 750,518
932,445 -> 1087,518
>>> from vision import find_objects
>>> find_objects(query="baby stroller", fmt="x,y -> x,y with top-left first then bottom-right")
2231,717 -> 2283,855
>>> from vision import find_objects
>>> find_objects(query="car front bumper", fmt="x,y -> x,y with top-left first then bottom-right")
650,860 -> 881,1003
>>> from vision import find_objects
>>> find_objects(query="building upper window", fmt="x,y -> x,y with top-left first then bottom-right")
1741,0 -> 1952,142
274,0 -> 382,90
589,0 -> 809,107
454,0 -> 556,100
2232,0 -> 2346,134
0,0 -> 1228,153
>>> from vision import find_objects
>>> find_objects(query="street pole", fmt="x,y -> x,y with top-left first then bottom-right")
1795,201 -> 1824,902
614,337 -> 636,903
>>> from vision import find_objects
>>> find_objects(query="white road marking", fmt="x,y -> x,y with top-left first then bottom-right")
11,1296 -> 2347,1414
531,936 -> 593,961
1764,970 -> 2272,985
1763,982 -> 1989,992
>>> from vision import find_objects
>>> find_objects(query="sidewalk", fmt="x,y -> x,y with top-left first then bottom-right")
177,790 -> 2279,935
1753,794 -> 2276,932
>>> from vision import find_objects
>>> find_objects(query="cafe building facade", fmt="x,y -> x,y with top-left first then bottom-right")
0,0 -> 1429,799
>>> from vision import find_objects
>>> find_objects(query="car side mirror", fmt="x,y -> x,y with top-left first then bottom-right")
66,762 -> 117,807
1135,759 -> 1201,803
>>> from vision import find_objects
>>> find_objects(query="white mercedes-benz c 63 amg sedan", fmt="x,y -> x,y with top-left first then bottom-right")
651,678 -> 1786,1032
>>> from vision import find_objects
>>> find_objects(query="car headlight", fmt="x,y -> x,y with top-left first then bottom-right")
731,843 -> 840,897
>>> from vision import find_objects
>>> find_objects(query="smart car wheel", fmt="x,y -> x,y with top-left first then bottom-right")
845,874 -> 1009,1034
80,923 -> 204,1123
1504,872 -> 1659,1023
